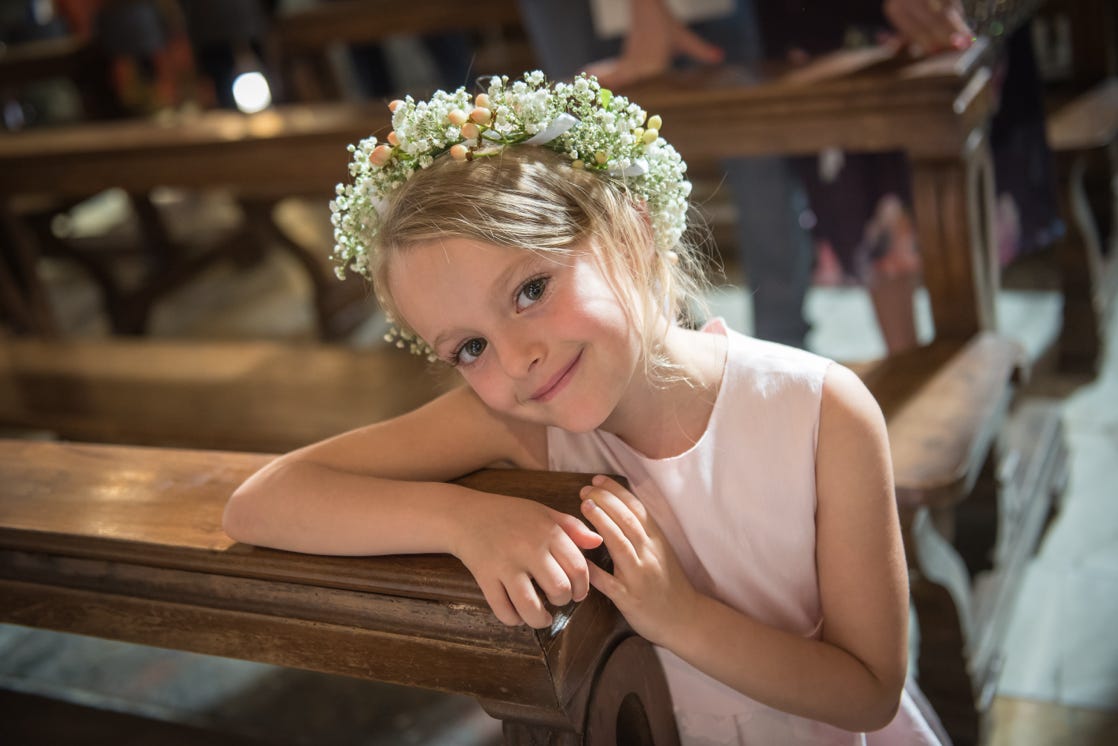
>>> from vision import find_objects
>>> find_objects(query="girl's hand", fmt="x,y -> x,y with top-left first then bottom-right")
451,494 -> 603,629
579,475 -> 699,646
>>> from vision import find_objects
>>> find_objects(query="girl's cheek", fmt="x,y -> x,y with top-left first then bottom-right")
463,370 -> 508,409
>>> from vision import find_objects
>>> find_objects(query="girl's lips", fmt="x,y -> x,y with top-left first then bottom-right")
531,350 -> 583,402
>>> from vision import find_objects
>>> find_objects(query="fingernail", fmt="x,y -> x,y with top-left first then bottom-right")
582,498 -> 597,511
591,474 -> 606,485
579,485 -> 591,498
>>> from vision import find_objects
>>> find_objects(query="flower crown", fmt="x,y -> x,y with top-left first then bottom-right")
328,70 -> 692,357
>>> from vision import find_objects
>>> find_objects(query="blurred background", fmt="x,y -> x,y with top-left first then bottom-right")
0,1 -> 1115,744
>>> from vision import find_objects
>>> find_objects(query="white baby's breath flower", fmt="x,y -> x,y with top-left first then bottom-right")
329,69 -> 692,316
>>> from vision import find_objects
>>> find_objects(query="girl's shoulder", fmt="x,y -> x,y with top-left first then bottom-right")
707,319 -> 833,386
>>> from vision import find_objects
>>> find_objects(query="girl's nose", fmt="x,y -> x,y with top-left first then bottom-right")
497,332 -> 544,378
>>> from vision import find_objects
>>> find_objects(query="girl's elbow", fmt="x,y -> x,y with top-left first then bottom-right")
223,484 -> 262,544
222,459 -> 288,544
860,675 -> 905,733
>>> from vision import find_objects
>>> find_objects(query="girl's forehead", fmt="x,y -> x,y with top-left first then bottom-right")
385,239 -> 565,329
388,238 -> 586,283
389,238 -> 531,281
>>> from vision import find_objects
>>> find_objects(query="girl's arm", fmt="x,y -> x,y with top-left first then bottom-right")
580,364 -> 908,732
223,384 -> 602,628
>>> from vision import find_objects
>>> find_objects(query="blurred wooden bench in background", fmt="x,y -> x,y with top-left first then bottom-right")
269,0 -> 529,101
0,35 -> 116,118
0,336 -> 450,453
0,440 -> 679,745
0,103 -> 380,338
1045,78 -> 1118,373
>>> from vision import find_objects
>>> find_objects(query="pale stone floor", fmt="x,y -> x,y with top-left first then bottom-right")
2,193 -> 1116,744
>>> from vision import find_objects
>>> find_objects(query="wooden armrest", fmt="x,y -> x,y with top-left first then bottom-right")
848,332 -> 1025,512
0,440 -> 652,736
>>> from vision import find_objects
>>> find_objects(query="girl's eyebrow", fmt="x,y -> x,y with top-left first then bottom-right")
430,253 -> 539,351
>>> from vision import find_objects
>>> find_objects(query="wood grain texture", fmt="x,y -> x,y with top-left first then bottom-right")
0,441 -> 641,737
0,337 -> 451,452
848,332 -> 1024,511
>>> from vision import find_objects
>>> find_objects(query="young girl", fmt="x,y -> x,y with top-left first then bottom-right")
224,72 -> 945,744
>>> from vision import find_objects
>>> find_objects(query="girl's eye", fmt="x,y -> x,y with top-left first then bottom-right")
517,277 -> 548,311
453,337 -> 487,366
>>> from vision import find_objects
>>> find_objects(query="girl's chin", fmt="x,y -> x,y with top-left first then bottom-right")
508,404 -> 609,434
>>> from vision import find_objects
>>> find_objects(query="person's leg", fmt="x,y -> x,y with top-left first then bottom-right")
721,157 -> 814,346
798,150 -> 921,354
698,1 -> 813,347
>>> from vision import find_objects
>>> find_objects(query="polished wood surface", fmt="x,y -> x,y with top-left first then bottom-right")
905,400 -> 1066,745
848,332 -> 1023,511
0,336 -> 451,452
0,440 -> 676,742
0,103 -> 385,198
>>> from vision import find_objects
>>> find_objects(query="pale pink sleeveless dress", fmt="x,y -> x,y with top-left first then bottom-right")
547,319 -> 948,745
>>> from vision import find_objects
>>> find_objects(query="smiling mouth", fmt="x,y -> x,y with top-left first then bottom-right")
531,350 -> 583,402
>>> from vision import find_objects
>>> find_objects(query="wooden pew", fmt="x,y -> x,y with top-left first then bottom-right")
1045,78 -> 1118,373
849,337 -> 1067,742
0,439 -> 680,744
0,35 -> 116,119
0,104 -> 380,338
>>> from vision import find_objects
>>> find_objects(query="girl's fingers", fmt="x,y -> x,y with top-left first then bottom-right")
581,496 -> 639,565
551,540 -> 591,602
553,510 -> 604,550
587,558 -> 620,600
506,573 -> 553,629
534,555 -> 575,607
590,475 -> 648,520
584,483 -> 649,549
479,579 -> 523,627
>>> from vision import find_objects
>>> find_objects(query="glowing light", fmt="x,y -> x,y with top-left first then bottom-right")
232,72 -> 272,114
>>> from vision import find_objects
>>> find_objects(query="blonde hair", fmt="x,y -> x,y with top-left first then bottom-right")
371,146 -> 712,377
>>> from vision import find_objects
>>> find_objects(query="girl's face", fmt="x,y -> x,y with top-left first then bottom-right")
387,238 -> 643,432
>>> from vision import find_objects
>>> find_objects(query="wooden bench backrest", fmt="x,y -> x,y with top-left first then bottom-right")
0,337 -> 452,452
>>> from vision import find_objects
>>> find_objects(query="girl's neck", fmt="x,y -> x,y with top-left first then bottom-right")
600,324 -> 727,460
